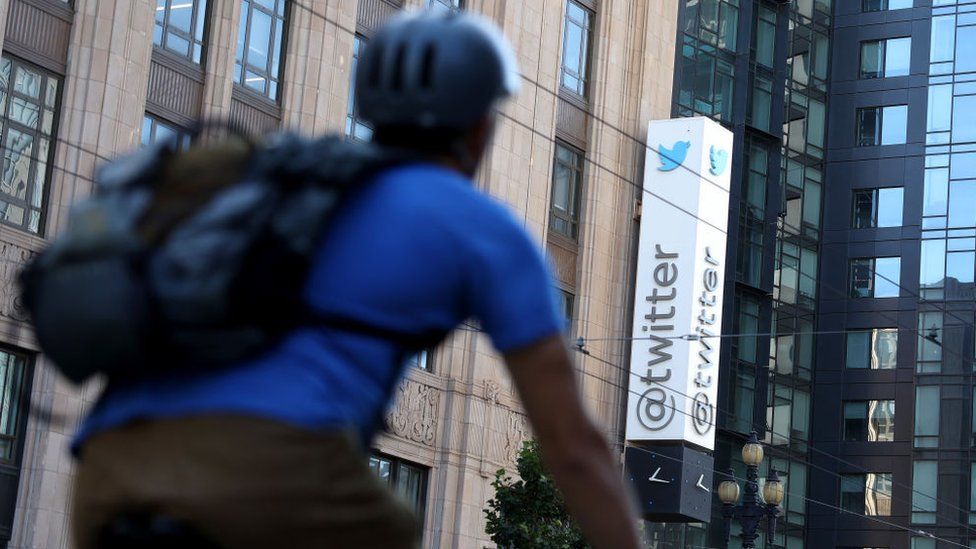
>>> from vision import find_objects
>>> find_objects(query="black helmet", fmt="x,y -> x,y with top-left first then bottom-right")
356,12 -> 520,132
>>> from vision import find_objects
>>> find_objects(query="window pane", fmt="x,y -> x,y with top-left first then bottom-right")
844,402 -> 868,441
869,400 -> 895,442
920,238 -> 947,290
881,105 -> 908,145
931,15 -> 956,63
953,95 -> 976,144
755,8 -> 776,68
857,107 -> 880,146
874,257 -> 901,297
853,190 -> 875,229
914,386 -> 940,447
928,84 -> 953,134
840,474 -> 865,514
924,168 -> 949,218
860,40 -> 883,79
957,26 -> 976,74
873,329 -> 898,369
884,37 -> 911,77
846,332 -> 870,369
877,188 -> 903,227
949,181 -> 976,228
865,473 -> 892,516
911,461 -> 937,523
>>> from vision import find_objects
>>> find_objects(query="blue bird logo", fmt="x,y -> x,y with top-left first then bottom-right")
657,141 -> 691,172
709,145 -> 729,176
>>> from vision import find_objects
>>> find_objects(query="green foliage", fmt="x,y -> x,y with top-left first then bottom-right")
484,440 -> 587,549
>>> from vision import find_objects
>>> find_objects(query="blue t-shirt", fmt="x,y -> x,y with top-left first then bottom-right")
74,164 -> 563,449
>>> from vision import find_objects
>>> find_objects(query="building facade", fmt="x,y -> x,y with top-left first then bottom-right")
0,0 -> 679,547
810,0 -> 976,548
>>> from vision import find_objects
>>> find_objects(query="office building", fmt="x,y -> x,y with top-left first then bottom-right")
0,0 -> 679,547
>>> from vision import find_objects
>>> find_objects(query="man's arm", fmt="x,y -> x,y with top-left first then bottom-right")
504,335 -> 641,549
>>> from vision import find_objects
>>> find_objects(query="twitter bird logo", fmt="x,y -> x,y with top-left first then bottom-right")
709,145 -> 729,176
657,141 -> 691,172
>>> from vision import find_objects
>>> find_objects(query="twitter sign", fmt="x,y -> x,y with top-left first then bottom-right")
626,117 -> 733,452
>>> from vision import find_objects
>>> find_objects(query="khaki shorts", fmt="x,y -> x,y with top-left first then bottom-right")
72,415 -> 418,549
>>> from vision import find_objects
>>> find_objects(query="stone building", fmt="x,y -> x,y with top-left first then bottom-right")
0,0 -> 678,547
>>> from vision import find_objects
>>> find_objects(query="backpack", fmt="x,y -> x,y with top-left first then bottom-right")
20,126 -> 425,384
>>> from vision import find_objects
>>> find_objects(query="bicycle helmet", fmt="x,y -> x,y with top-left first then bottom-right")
356,12 -> 521,132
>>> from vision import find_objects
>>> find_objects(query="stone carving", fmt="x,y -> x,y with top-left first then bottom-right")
483,379 -> 501,405
0,242 -> 33,322
386,379 -> 440,447
505,411 -> 529,464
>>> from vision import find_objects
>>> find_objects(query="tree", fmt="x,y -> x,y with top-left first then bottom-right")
484,440 -> 587,548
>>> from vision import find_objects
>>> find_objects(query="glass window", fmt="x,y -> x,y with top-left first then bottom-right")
559,289 -> 575,334
560,1 -> 593,97
406,349 -> 431,371
234,0 -> 287,101
368,453 -> 428,526
427,0 -> 461,14
734,294 -> 761,363
863,0 -> 912,10
141,114 -> 191,150
749,75 -> 773,133
911,461 -> 937,523
931,15 -> 956,64
850,257 -> 901,298
841,473 -> 892,516
914,385 -> 940,447
852,187 -> 904,228
846,329 -> 897,369
0,349 -> 30,461
970,462 -> 976,524
154,0 -> 209,63
884,37 -> 911,77
957,26 -> 976,75
912,539 -> 936,549
0,55 -> 60,235
754,5 -> 776,68
857,105 -> 908,146
549,143 -> 584,240
345,36 -> 372,142
916,312 -> 943,373
953,95 -> 976,145
928,84 -> 952,135
843,400 -> 895,442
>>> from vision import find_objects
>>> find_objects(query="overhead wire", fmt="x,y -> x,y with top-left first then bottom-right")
25,0 -> 976,538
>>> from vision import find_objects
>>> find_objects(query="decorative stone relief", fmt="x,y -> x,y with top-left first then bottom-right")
504,411 -> 529,464
385,379 -> 440,447
483,379 -> 501,405
0,242 -> 32,322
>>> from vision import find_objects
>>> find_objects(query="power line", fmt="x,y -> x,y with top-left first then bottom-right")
624,443 -> 971,549
568,347 -> 975,532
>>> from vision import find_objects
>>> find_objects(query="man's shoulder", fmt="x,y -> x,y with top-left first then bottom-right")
372,164 -> 523,234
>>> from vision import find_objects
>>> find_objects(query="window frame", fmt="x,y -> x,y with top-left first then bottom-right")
548,142 -> 585,241
0,348 -> 35,466
850,257 -> 902,298
842,399 -> 895,442
154,0 -> 211,64
368,452 -> 429,532
559,0 -> 594,99
234,0 -> 288,102
856,105 -> 909,147
852,187 -> 904,229
840,472 -> 893,516
426,0 -> 462,13
141,113 -> 192,150
345,35 -> 373,142
0,55 -> 62,235
859,37 -> 912,79
845,328 -> 898,370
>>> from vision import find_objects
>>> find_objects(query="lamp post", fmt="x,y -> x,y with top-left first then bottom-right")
718,432 -> 785,549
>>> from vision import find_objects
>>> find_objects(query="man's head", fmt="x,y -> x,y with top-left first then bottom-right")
356,13 -> 520,177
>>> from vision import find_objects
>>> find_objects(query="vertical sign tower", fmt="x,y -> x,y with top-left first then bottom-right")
624,117 -> 733,523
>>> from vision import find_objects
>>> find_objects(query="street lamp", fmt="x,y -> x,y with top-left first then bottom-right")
718,432 -> 784,549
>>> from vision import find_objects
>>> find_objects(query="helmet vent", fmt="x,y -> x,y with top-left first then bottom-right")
420,44 -> 437,90
391,43 -> 408,91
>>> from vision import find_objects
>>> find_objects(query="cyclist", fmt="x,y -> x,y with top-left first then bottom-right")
70,12 -> 641,549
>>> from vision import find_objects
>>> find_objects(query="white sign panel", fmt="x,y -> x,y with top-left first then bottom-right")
625,117 -> 733,451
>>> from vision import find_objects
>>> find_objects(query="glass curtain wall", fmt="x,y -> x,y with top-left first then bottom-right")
919,4 -> 976,546
661,1 -> 832,546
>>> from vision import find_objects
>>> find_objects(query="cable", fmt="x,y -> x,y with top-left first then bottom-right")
624,443 -> 972,549
568,347 -> 975,532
